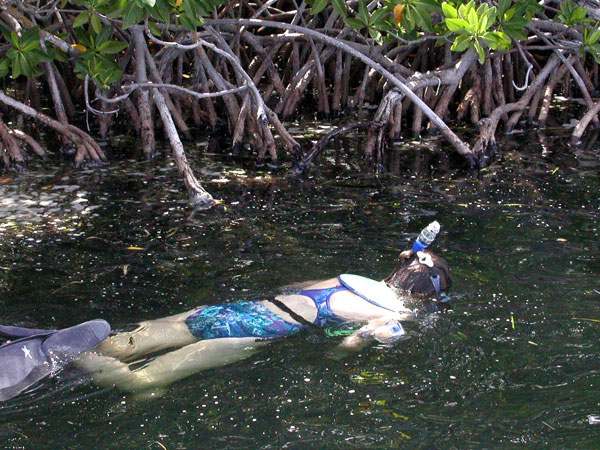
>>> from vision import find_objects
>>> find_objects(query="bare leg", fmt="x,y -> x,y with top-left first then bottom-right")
78,337 -> 266,392
93,308 -> 201,362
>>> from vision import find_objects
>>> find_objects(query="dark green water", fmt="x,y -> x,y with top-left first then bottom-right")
0,129 -> 599,448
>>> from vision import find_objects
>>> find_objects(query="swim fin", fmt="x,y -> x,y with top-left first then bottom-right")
0,319 -> 110,402
0,324 -> 55,339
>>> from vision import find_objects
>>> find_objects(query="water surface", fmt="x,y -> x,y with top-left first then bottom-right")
0,129 -> 599,448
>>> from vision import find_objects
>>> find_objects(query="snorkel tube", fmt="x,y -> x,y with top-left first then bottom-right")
412,221 -> 440,252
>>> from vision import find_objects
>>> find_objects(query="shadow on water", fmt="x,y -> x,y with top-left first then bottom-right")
0,126 -> 599,448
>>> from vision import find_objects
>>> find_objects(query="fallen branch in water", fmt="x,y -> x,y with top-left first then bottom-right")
133,26 -> 214,208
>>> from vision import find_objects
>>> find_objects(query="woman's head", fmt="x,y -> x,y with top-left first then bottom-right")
384,250 -> 451,298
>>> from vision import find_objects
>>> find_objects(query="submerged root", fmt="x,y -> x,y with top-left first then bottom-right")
294,121 -> 384,174
571,100 -> 600,144
0,91 -> 107,168
0,115 -> 28,171
472,55 -> 561,164
4,6 -> 600,185
365,90 -> 404,158
133,26 -> 156,159
11,129 -> 46,159
70,124 -> 108,167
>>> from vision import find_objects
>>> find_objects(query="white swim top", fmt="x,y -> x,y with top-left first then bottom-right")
337,274 -> 411,313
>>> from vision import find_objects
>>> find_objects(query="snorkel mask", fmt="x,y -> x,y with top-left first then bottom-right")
415,250 -> 452,304
416,251 -> 442,298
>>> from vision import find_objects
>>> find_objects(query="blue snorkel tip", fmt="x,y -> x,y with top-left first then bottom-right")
412,240 -> 427,252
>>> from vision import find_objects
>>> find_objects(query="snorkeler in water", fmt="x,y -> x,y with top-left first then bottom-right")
74,223 -> 451,395
0,222 -> 451,399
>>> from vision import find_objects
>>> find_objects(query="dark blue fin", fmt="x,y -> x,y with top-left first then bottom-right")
0,320 -> 110,402
0,324 -> 56,339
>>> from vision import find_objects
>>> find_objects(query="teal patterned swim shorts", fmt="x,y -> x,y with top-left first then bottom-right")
185,301 -> 304,340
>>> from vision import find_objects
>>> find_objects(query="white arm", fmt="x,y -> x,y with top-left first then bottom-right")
328,319 -> 407,359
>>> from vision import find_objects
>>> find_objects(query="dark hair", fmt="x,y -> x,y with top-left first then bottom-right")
384,250 -> 452,298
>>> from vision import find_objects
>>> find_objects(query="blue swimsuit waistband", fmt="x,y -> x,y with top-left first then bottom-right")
296,285 -> 347,327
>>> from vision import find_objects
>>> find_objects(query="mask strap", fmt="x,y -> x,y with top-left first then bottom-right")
429,274 -> 441,298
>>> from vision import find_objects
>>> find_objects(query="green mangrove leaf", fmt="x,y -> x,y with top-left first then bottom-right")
332,0 -> 347,17
441,2 -> 458,19
497,0 -> 511,16
451,34 -> 470,52
28,48 -> 51,63
585,27 -> 600,45
502,23 -> 527,42
368,27 -> 383,45
491,31 -> 511,49
122,2 -> 143,29
21,27 -> 41,50
409,2 -> 434,32
370,8 -> 388,27
0,59 -> 8,78
467,4 -> 478,26
8,31 -> 19,48
96,26 -> 112,45
446,18 -> 470,33
358,0 -> 369,25
97,40 -> 128,54
179,14 -> 197,31
481,32 -> 500,50
473,38 -> 485,64
345,17 -> 366,30
478,6 -> 496,33
148,21 -> 162,36
90,14 -> 102,34
73,11 -> 91,28
503,6 -> 515,21
311,0 -> 328,15
183,0 -> 204,26
11,54 -> 23,78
